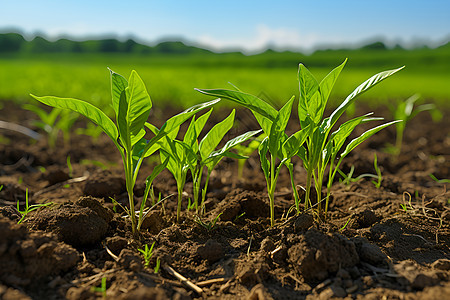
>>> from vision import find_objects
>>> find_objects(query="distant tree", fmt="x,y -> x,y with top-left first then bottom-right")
362,41 -> 387,51
0,33 -> 25,52
99,39 -> 120,52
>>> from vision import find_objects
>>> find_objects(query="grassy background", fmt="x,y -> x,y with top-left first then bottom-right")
1,41 -> 449,112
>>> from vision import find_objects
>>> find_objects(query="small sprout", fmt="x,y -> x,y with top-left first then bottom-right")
390,94 -> 440,156
371,153 -> 382,189
339,217 -> 352,232
429,174 -> 450,184
138,242 -> 156,268
22,104 -> 78,148
91,277 -> 107,298
195,212 -> 222,232
234,212 -> 246,222
17,188 -> 53,224
337,165 -> 379,186
400,192 -> 414,213
66,155 -> 73,178
154,258 -> 161,274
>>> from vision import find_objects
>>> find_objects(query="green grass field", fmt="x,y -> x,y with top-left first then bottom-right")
1,46 -> 449,113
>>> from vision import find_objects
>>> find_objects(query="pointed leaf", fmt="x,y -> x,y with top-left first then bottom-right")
196,88 -> 277,122
317,59 -> 346,121
199,110 -> 235,160
326,66 -> 404,131
31,95 -> 118,144
258,137 -> 270,181
183,109 -> 212,149
341,120 -> 401,158
109,68 -> 128,118
298,63 -> 319,125
205,129 -> 262,163
268,96 -> 294,156
282,124 -> 311,159
143,99 -> 220,157
121,70 -> 152,147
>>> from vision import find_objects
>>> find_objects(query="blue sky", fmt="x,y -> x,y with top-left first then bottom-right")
1,0 -> 449,52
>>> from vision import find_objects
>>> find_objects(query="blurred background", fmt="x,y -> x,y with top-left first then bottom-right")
0,0 -> 449,109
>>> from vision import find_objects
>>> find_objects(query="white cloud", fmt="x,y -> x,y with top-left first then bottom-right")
197,24 -> 324,53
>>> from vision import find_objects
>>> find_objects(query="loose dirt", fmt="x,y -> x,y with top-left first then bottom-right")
0,101 -> 449,299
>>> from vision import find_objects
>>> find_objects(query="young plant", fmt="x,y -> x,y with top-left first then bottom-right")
138,241 -> 156,268
23,104 -> 78,148
195,212 -> 223,232
371,153 -> 382,188
390,94 -> 438,156
91,277 -> 107,298
17,188 -> 53,224
31,69 -> 220,235
198,59 -> 403,220
234,132 -> 265,178
196,90 -> 311,227
150,109 -> 261,220
76,122 -> 104,144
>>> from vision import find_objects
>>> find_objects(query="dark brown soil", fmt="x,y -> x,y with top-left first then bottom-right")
0,100 -> 449,299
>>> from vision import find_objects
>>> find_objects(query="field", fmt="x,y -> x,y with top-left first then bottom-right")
0,43 -> 449,299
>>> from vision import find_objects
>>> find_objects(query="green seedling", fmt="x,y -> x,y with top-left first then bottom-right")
76,122 -> 104,144
31,69 -> 220,235
196,90 -> 310,227
429,174 -> 450,184
66,155 -> 73,178
337,165 -> 379,186
23,104 -> 78,148
195,212 -> 223,232
234,133 -> 265,178
295,60 -> 402,217
154,257 -> 161,274
390,94 -> 439,156
17,188 -> 53,224
371,154 -> 382,188
400,192 -> 414,212
339,217 -> 352,232
150,109 -> 260,220
138,242 -> 156,268
91,277 -> 107,298
198,59 -> 402,220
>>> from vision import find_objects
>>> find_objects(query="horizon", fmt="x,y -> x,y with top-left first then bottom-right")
1,29 -> 448,56
1,0 -> 449,54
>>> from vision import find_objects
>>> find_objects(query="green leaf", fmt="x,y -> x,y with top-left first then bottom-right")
31,95 -> 119,144
132,137 -> 150,173
326,66 -> 404,131
159,98 -> 220,137
183,109 -> 212,149
205,129 -> 262,163
268,96 -> 294,156
318,59 -> 346,121
143,98 -> 220,157
196,88 -> 277,122
146,157 -> 169,187
199,110 -> 235,160
328,114 -> 370,154
258,137 -> 270,181
118,70 -> 152,148
298,63 -> 319,126
109,68 -> 128,118
341,120 -> 401,157
282,124 -> 311,159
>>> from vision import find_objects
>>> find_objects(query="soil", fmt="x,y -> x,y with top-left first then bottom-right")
0,100 -> 449,299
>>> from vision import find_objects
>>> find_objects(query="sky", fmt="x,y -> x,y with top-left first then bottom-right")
1,0 -> 449,53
